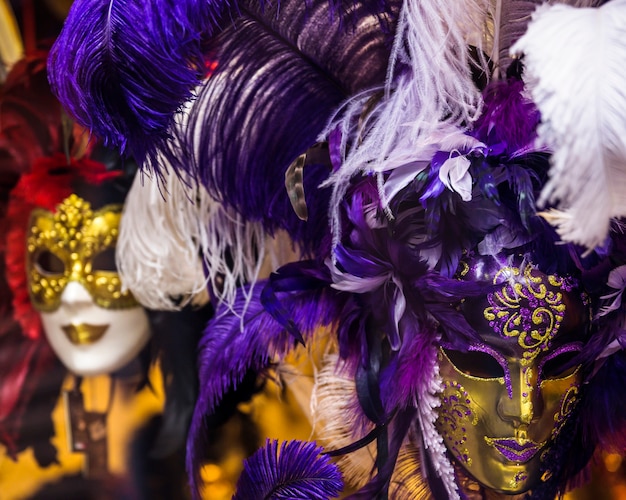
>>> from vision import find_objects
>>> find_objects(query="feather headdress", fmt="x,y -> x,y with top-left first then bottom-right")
50,0 -> 626,498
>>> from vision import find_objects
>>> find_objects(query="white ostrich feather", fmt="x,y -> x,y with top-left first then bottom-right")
512,0 -> 626,249
117,164 -> 270,310
117,168 -> 209,310
322,0 -> 492,249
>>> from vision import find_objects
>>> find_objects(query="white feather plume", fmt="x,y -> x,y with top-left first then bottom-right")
117,164 -> 273,311
117,168 -> 209,310
414,343 -> 459,499
322,0 -> 492,249
512,0 -> 626,249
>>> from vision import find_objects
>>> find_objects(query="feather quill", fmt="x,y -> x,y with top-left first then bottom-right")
511,0 -> 626,249
233,439 -> 343,500
48,0 -> 223,163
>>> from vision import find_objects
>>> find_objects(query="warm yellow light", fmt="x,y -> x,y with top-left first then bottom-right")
604,452 -> 623,473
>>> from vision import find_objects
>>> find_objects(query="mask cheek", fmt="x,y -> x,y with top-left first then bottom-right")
539,373 -> 581,442
39,306 -> 151,376
435,357 -> 502,471
436,377 -> 482,468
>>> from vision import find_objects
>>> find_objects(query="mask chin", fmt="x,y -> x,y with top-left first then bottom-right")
39,283 -> 151,376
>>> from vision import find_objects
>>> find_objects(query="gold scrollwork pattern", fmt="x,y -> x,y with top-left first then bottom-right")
550,385 -> 580,441
484,265 -> 568,363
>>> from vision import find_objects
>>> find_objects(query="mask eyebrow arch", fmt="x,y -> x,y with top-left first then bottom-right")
467,342 -> 512,398
440,341 -> 512,398
537,342 -> 584,382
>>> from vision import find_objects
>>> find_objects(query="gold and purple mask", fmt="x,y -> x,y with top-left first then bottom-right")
27,193 -> 138,312
436,260 -> 588,494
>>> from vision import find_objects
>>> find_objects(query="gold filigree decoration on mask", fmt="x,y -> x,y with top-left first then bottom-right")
436,378 -> 479,467
27,194 -> 138,311
550,384 -> 579,441
483,265 -> 567,363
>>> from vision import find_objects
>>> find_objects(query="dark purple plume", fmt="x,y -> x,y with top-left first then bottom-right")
471,78 -> 540,156
581,351 -> 626,452
48,0 -> 224,163
156,0 -> 399,253
381,317 -> 437,411
233,439 -> 343,500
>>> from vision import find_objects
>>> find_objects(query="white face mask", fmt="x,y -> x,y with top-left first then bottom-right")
39,281 -> 150,376
28,194 -> 151,376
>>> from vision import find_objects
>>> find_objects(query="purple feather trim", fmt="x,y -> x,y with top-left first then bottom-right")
187,263 -> 359,495
234,439 -> 343,500
48,0 -> 224,163
470,78 -> 540,157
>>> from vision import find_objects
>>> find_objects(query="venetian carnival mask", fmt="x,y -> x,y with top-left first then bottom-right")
27,193 -> 150,376
435,258 -> 588,494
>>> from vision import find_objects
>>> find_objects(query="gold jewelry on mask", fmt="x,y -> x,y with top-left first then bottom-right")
62,323 -> 109,345
27,194 -> 138,311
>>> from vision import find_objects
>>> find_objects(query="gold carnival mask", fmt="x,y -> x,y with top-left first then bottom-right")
436,263 -> 588,494
27,194 -> 138,311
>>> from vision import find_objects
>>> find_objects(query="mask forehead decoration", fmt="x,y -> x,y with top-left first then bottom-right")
484,264 -> 574,363
27,193 -> 138,312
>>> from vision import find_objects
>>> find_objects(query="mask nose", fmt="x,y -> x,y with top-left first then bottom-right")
497,365 -> 542,427
60,281 -> 93,307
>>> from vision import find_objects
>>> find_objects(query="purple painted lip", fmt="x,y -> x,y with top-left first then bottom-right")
485,438 -> 541,463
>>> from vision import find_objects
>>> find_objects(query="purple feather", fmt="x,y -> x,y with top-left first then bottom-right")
187,264 -> 356,495
470,78 -> 540,156
48,0 -> 223,163
156,0 -> 398,252
233,439 -> 343,500
187,283 -> 291,495
381,316 -> 437,411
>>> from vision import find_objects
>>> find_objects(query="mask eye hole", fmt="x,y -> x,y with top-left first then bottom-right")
35,250 -> 65,275
541,351 -> 580,380
443,348 -> 505,379
91,247 -> 117,272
